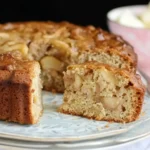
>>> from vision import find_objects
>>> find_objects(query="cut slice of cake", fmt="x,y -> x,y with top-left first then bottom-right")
0,54 -> 43,124
59,62 -> 145,123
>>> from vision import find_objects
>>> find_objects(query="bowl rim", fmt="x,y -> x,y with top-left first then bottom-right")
106,4 -> 150,30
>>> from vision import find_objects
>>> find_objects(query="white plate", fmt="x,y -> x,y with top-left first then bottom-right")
0,98 -> 150,150
0,90 -> 149,143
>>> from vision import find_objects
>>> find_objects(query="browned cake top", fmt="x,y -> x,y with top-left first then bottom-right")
0,54 -> 40,85
0,21 -> 137,63
0,54 -> 37,71
67,61 -> 145,93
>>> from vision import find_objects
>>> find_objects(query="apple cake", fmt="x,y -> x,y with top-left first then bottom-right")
0,21 -> 137,92
0,54 -> 42,124
59,62 -> 145,123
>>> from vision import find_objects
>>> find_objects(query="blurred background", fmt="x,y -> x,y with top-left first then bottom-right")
0,0 -> 148,30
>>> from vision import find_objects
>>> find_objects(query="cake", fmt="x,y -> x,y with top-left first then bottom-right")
0,54 -> 42,124
0,21 -> 137,92
59,62 -> 145,123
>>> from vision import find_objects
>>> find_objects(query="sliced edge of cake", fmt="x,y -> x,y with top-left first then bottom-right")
58,62 -> 145,123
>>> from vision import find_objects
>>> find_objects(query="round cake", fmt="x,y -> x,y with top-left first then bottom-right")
0,21 -> 137,92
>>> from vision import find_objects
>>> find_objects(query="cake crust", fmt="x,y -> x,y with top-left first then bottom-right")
0,21 -> 137,62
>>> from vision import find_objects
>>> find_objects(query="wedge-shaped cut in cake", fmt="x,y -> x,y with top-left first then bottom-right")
0,54 -> 42,124
59,62 -> 145,123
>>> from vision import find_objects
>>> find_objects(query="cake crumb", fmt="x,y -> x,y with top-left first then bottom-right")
72,116 -> 79,120
52,101 -> 57,105
141,111 -> 145,116
51,89 -> 56,95
104,124 -> 109,128
97,126 -> 102,131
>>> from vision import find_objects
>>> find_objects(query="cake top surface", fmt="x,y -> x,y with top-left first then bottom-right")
0,21 -> 136,63
0,54 -> 39,72
67,61 -> 145,92
0,54 -> 40,85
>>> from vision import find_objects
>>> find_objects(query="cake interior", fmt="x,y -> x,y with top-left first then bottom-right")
59,67 -> 142,122
76,51 -> 133,71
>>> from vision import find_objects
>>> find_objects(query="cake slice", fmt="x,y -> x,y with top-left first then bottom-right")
59,62 -> 145,123
0,54 -> 42,124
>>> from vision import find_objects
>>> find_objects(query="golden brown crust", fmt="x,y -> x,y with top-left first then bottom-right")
0,54 -> 38,86
0,21 -> 137,65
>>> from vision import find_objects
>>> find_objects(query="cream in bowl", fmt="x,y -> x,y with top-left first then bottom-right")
107,3 -> 150,29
